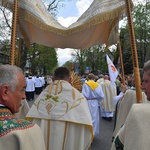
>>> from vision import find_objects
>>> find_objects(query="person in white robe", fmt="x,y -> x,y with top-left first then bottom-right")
46,75 -> 52,85
0,64 -> 45,150
112,88 -> 148,141
96,74 -> 104,84
25,75 -> 36,101
111,104 -> 150,150
26,67 -> 93,150
40,75 -> 46,88
82,73 -> 104,137
35,75 -> 43,94
99,75 -> 116,121
111,60 -> 150,150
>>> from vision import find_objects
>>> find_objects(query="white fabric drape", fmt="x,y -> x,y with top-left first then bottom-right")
0,0 -> 130,48
111,103 -> 150,150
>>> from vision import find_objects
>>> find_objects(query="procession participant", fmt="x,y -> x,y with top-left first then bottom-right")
115,77 -> 121,95
34,74 -> 43,95
25,74 -> 36,101
112,87 -> 147,141
111,103 -> 150,150
46,75 -> 52,85
112,75 -> 148,141
0,64 -> 45,150
96,74 -> 104,84
111,60 -> 150,150
82,73 -> 104,137
40,74 -> 46,89
99,75 -> 116,121
26,67 -> 93,150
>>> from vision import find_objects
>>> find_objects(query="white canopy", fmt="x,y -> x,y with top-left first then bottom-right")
0,0 -> 129,49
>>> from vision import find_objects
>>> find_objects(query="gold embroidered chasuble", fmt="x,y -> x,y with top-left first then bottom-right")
26,80 -> 93,150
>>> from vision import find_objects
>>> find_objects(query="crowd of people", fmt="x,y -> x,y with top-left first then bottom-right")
0,60 -> 150,150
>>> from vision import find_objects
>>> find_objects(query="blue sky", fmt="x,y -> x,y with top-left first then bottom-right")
57,0 -> 78,18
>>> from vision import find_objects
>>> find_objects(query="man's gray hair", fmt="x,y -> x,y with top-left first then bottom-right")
0,64 -> 23,91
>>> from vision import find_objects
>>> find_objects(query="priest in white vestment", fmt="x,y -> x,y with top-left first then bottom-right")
111,60 -> 150,150
111,104 -> 150,150
26,67 -> 93,150
112,88 -> 148,141
82,73 -> 104,137
99,75 -> 116,121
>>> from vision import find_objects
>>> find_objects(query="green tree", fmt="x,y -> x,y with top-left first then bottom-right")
28,44 -> 58,75
71,49 -> 87,75
119,2 -> 150,74
0,7 -> 12,41
133,2 -> 150,67
71,45 -> 113,75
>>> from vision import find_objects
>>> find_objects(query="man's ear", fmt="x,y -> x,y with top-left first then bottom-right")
68,77 -> 72,84
0,84 -> 10,101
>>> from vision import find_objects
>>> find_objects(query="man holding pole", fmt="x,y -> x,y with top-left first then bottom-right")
111,60 -> 150,150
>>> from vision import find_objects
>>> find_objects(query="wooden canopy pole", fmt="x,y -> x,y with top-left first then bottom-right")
10,0 -> 18,65
17,38 -> 23,67
118,38 -> 126,85
125,0 -> 142,103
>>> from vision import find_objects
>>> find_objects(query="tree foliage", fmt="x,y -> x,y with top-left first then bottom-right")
120,2 -> 150,74
71,45 -> 113,75
0,7 -> 12,40
27,44 -> 58,75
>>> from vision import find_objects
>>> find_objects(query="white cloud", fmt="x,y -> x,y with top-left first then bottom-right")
56,0 -> 93,66
76,0 -> 93,16
56,48 -> 74,66
57,16 -> 78,27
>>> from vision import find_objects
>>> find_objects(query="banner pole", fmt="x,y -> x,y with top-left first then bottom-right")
118,38 -> 126,85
